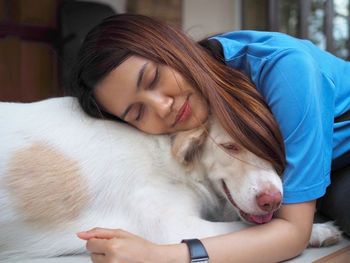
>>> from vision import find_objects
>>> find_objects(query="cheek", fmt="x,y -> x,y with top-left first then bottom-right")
204,149 -> 247,183
189,95 -> 209,125
167,69 -> 186,91
202,149 -> 227,176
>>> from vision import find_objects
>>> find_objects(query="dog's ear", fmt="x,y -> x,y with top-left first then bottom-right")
171,125 -> 208,166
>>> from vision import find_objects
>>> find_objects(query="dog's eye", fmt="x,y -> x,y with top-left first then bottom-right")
221,143 -> 240,154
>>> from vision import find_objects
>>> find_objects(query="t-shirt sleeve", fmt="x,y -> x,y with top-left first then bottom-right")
257,49 -> 333,203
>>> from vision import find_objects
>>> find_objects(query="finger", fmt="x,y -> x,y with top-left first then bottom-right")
91,253 -> 105,263
78,228 -> 129,240
86,238 -> 110,254
76,231 -> 92,240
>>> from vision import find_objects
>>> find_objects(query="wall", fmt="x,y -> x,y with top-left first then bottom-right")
183,0 -> 241,40
0,0 -> 59,102
0,0 -> 242,102
83,0 -> 126,13
84,0 -> 242,40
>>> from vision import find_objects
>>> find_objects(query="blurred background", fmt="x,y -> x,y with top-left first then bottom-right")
0,0 -> 349,102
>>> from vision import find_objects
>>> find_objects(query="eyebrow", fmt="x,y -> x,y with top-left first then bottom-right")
121,61 -> 149,120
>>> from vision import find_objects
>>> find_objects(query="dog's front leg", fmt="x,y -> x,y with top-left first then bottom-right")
309,222 -> 342,247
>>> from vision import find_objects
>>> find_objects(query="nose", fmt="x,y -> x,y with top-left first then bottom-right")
256,190 -> 282,212
147,92 -> 173,118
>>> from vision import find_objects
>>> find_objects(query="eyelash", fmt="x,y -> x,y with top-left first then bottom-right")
135,104 -> 144,121
135,65 -> 160,121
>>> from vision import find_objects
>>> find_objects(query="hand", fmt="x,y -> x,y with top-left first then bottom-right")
77,228 -> 161,263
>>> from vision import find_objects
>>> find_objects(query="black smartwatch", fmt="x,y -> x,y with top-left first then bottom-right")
181,239 -> 209,263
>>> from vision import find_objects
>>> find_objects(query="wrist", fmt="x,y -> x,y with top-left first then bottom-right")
156,243 -> 190,263
181,239 -> 209,263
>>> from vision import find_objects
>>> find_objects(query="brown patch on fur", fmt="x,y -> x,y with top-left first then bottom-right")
171,125 -> 208,166
4,142 -> 89,228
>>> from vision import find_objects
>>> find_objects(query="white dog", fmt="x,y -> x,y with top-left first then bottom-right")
0,97 -> 340,260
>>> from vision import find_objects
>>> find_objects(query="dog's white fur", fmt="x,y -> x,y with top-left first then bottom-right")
0,97 -> 340,260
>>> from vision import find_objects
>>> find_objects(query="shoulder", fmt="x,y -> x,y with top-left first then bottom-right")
212,30 -> 306,60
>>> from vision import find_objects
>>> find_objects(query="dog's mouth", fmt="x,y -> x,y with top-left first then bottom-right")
221,180 -> 274,224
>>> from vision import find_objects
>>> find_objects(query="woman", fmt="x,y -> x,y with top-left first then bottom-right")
68,14 -> 350,263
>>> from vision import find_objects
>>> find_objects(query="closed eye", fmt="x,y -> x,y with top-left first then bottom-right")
135,104 -> 145,121
148,65 -> 159,90
221,143 -> 240,154
135,65 -> 159,122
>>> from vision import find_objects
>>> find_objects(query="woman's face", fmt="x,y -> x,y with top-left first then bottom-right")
94,55 -> 209,134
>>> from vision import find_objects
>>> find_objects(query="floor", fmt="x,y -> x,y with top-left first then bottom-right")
9,235 -> 350,263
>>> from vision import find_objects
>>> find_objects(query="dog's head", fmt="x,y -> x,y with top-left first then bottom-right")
171,115 -> 283,224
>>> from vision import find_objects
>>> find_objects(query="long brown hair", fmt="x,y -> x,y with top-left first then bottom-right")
68,14 -> 286,175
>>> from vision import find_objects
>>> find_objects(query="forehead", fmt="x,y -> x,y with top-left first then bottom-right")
94,56 -> 149,116
97,55 -> 149,90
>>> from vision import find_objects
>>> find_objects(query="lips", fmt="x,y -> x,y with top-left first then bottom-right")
221,180 -> 274,224
174,97 -> 191,125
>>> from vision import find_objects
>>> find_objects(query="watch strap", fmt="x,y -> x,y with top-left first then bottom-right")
181,238 -> 209,263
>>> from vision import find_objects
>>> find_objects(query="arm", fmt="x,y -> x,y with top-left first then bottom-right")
78,200 -> 315,263
199,200 -> 315,263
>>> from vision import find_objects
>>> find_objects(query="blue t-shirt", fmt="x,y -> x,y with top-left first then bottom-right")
212,31 -> 350,203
